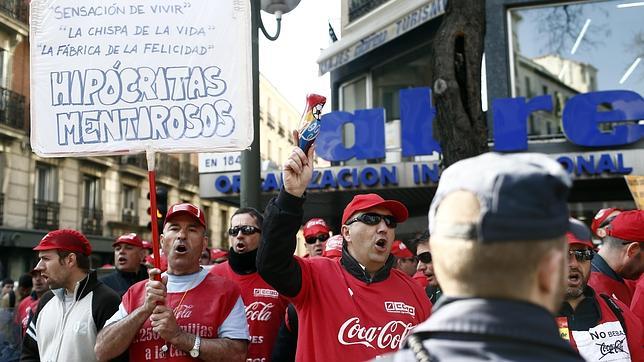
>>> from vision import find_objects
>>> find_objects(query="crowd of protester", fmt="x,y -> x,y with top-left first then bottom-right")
0,147 -> 642,362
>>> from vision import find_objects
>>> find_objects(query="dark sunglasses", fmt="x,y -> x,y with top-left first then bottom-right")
345,213 -> 397,228
228,225 -> 261,236
305,234 -> 329,244
417,252 -> 432,264
568,249 -> 594,262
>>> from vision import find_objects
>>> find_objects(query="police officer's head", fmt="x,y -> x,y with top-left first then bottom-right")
428,153 -> 572,313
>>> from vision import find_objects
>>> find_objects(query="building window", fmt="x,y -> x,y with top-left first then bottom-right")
340,76 -> 368,113
372,43 -> 433,122
509,0 -> 643,138
122,185 -> 138,224
219,209 -> 229,249
81,175 -> 102,235
33,163 -> 59,230
348,0 -> 391,23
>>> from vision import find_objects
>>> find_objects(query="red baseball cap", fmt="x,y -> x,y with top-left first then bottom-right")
33,229 -> 92,256
113,233 -> 143,248
341,194 -> 408,225
210,248 -> 229,260
323,235 -> 343,259
142,240 -> 153,250
391,240 -> 414,258
605,210 -> 644,242
567,218 -> 594,248
165,203 -> 206,228
591,207 -> 621,237
303,218 -> 330,238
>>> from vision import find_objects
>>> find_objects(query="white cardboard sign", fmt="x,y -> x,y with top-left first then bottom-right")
30,0 -> 252,157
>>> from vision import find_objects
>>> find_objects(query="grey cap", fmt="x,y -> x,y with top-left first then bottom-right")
428,152 -> 572,242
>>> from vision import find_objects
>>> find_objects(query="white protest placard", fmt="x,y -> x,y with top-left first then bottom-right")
198,151 -> 241,173
29,0 -> 252,157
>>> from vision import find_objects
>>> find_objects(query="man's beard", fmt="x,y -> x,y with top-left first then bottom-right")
564,267 -> 587,301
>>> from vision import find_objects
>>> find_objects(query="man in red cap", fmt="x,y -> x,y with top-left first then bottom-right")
100,233 -> 148,296
21,229 -> 122,361
95,203 -> 249,361
14,269 -> 47,337
257,145 -> 431,361
557,218 -> 643,361
589,210 -> 644,307
302,218 -> 330,257
591,207 -> 622,239
322,234 -> 343,259
211,207 -> 288,362
391,240 -> 417,277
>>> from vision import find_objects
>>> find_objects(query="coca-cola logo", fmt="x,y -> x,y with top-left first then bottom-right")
337,317 -> 414,350
174,304 -> 194,319
246,301 -> 274,321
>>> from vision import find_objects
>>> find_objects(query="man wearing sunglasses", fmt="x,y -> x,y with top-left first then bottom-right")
211,207 -> 288,362
557,218 -> 643,362
257,143 -> 431,361
589,210 -> 643,307
414,231 -> 442,305
302,218 -> 330,257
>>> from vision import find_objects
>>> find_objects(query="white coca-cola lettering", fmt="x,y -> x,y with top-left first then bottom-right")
174,304 -> 193,319
337,317 -> 414,350
245,301 -> 274,321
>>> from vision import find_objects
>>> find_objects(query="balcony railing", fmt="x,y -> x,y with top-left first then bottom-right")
119,154 -> 147,169
0,0 -> 29,24
33,199 -> 60,231
180,163 -> 199,187
122,209 -> 139,225
0,86 -> 26,130
82,207 -> 103,235
266,114 -> 275,129
157,154 -> 180,179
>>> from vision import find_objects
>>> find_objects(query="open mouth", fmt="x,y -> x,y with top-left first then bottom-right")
235,242 -> 246,252
175,244 -> 188,254
568,271 -> 582,287
375,239 -> 387,252
117,256 -> 127,264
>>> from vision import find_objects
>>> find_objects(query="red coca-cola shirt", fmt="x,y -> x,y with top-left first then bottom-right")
291,257 -> 431,362
211,262 -> 288,362
15,294 -> 39,336
121,271 -> 243,361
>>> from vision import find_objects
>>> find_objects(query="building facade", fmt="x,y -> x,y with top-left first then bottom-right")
0,3 -> 301,279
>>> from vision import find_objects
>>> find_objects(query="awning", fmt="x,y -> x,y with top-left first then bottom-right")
316,0 -> 447,75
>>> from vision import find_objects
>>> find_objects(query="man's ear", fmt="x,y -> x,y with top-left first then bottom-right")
341,225 -> 351,244
537,246 -> 566,311
626,242 -> 641,258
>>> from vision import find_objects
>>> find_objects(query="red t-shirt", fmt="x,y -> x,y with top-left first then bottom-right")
291,256 -> 431,361
121,273 -> 241,361
210,262 -> 288,362
589,271 -> 636,306
630,275 -> 644,324
14,295 -> 39,336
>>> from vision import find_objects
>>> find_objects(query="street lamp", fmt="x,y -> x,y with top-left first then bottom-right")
240,0 -> 301,210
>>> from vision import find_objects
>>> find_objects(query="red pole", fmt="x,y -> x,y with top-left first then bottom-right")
146,150 -> 162,280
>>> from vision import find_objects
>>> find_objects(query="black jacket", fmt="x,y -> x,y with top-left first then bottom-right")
100,265 -> 148,296
256,189 -> 397,297
389,297 -> 584,361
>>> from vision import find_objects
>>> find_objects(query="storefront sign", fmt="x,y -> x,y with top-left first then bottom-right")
198,152 -> 241,173
316,87 -> 644,162
199,151 -> 636,198
318,0 -> 447,75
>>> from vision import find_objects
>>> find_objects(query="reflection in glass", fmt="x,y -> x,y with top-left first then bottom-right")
509,0 -> 643,138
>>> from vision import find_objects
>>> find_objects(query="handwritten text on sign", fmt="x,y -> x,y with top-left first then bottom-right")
30,1 -> 252,156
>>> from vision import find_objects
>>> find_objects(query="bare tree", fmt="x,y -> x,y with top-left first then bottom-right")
432,0 -> 487,168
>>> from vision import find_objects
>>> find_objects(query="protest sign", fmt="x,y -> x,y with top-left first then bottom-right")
30,0 -> 252,157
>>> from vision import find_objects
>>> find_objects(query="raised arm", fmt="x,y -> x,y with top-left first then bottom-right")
257,134 -> 314,297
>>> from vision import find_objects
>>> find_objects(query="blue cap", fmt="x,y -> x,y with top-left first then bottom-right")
428,152 -> 572,242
